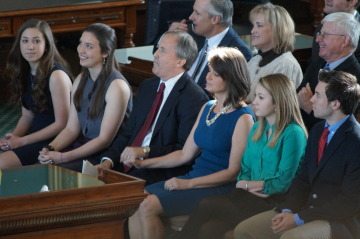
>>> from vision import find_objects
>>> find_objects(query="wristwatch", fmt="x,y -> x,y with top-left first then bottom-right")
142,146 -> 150,157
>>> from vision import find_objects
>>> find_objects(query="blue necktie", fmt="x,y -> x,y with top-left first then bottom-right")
192,40 -> 208,81
323,63 -> 330,71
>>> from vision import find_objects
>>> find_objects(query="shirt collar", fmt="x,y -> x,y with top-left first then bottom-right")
326,52 -> 353,70
325,115 -> 349,142
160,71 -> 183,92
206,27 -> 229,50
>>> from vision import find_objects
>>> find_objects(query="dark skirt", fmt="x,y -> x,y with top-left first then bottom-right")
14,139 -> 53,165
146,175 -> 234,217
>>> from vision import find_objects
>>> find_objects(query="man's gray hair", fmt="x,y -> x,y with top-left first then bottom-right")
208,0 -> 233,27
161,31 -> 198,70
322,12 -> 360,49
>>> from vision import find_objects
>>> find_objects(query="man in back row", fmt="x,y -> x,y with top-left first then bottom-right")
235,70 -> 360,239
310,0 -> 360,64
169,0 -> 252,89
298,12 -> 360,130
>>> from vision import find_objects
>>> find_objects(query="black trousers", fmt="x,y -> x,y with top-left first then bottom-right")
175,188 -> 284,239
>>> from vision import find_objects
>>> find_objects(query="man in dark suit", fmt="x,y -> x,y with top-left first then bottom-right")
98,31 -> 208,184
310,0 -> 360,63
298,12 -> 360,130
234,70 -> 360,239
169,0 -> 252,89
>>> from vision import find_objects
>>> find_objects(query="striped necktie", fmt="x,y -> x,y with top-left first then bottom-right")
192,40 -> 208,82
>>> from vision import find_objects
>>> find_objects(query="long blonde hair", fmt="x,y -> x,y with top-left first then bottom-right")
252,74 -> 307,147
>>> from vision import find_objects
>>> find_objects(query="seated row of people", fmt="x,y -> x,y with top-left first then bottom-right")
121,45 -> 360,239
0,20 -> 132,170
121,2 -> 360,237
169,0 -> 303,101
1,1 -> 359,171
234,70 -> 360,239
0,1 -> 360,238
122,46 -> 360,239
169,0 -> 360,130
129,46 -> 256,239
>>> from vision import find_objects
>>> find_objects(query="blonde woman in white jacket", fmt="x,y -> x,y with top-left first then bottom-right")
246,3 -> 303,102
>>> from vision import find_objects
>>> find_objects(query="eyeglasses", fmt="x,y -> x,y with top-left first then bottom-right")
316,31 -> 346,38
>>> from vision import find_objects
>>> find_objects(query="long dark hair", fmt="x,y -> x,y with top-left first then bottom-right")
73,23 -> 119,118
4,18 -> 69,111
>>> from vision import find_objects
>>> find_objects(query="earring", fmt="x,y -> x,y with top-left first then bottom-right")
103,57 -> 106,65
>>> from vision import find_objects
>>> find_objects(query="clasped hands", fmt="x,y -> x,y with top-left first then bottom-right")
164,177 -> 192,191
0,133 -> 25,151
38,147 -> 62,165
236,180 -> 268,198
271,211 -> 296,234
120,146 -> 146,168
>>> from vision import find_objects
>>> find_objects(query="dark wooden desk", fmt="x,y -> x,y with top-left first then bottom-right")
0,165 -> 146,239
0,0 -> 144,103
0,0 -> 144,47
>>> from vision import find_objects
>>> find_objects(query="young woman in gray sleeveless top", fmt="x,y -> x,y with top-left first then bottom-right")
38,23 -> 132,171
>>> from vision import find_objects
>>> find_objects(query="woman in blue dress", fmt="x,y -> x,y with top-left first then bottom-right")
175,74 -> 308,239
0,19 -> 72,169
127,47 -> 255,239
37,23 -> 132,171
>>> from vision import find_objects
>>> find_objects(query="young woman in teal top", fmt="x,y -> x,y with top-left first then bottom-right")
176,74 -> 308,239
238,121 -> 306,196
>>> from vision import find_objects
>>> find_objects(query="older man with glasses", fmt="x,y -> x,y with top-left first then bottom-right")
311,0 -> 360,63
297,12 -> 360,130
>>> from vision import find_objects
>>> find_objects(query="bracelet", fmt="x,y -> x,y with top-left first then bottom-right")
45,144 -> 55,151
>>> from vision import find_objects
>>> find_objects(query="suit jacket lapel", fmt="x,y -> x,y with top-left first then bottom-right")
310,116 -> 354,181
197,65 -> 209,88
334,55 -> 357,72
355,11 -> 360,22
136,79 -> 159,133
151,73 -> 187,136
197,28 -> 232,87
218,28 -> 232,47
308,122 -> 325,181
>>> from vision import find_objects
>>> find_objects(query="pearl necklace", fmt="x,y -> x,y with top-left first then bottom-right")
205,102 -> 232,126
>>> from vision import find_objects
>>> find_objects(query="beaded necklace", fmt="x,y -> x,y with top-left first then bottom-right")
205,101 -> 232,126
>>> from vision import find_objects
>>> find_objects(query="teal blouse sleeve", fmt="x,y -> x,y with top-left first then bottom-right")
262,124 -> 307,195
237,124 -> 257,182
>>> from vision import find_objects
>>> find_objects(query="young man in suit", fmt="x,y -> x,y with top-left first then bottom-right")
169,0 -> 252,89
298,12 -> 360,129
234,70 -> 360,239
98,31 -> 209,184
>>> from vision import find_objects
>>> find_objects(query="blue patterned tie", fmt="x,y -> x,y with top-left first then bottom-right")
323,63 -> 330,71
192,40 -> 208,81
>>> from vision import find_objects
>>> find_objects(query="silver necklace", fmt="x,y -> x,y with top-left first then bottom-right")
205,102 -> 232,126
